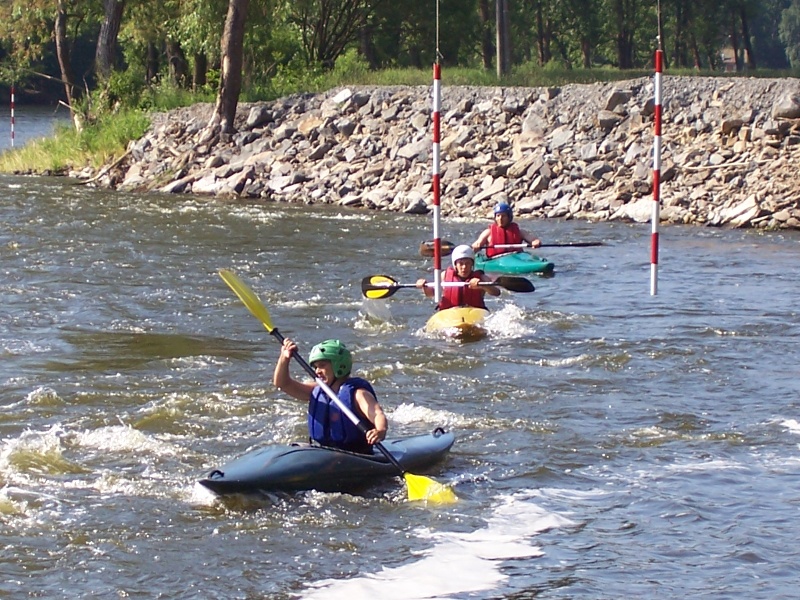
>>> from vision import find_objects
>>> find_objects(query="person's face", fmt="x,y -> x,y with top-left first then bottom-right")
311,359 -> 335,385
454,258 -> 474,278
494,211 -> 511,227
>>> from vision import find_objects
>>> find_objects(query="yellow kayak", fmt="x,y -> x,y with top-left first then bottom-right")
424,307 -> 489,340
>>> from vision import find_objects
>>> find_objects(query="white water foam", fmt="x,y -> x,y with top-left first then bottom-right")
484,303 -> 535,339
780,419 -> 800,435
357,299 -> 396,325
301,491 -> 573,599
390,402 -> 470,430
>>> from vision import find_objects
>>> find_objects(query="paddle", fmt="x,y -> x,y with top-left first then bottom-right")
218,268 -> 457,504
419,239 -> 605,257
361,274 -> 535,300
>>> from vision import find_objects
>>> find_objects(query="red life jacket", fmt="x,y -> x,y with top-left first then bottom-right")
486,222 -> 523,258
438,266 -> 488,310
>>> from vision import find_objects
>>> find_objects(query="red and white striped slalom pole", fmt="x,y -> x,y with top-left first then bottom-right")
10,83 -> 15,148
650,48 -> 663,296
431,62 -> 442,303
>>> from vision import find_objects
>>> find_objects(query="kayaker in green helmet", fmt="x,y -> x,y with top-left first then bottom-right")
471,201 -> 541,258
273,338 -> 388,454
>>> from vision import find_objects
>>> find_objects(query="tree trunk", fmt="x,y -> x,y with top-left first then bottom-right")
671,2 -> 684,67
535,4 -> 551,65
359,25 -> 378,70
408,45 -> 422,69
55,0 -> 80,127
495,0 -> 510,76
146,41 -> 159,84
502,0 -> 511,69
690,35 -> 702,70
193,52 -> 208,90
214,0 -> 250,135
730,15 -> 741,71
167,39 -> 189,87
95,0 -> 125,80
613,0 -> 635,69
479,0 -> 493,70
740,8 -> 756,69
581,38 -> 591,68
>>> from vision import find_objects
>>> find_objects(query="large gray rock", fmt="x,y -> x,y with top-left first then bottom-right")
79,77 -> 800,230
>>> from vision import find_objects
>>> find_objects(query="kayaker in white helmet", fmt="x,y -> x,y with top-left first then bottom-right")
471,201 -> 541,258
273,338 -> 388,454
415,244 -> 500,310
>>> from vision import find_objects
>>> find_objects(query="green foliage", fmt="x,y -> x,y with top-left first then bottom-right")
178,0 -> 227,59
240,61 -> 659,94
780,0 -> 800,67
85,67 -> 216,117
94,67 -> 150,112
269,53 -> 327,96
331,48 -> 370,80
0,109 -> 150,173
79,111 -> 151,159
144,80 -> 217,110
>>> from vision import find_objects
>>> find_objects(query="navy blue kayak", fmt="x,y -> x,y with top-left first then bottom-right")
198,428 -> 455,495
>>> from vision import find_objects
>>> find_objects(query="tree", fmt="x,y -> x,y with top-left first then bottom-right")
479,0 -> 494,69
213,0 -> 249,134
496,0 -> 511,75
780,0 -> 800,67
609,0 -> 638,68
531,0 -> 551,65
55,0 -> 81,114
750,0 -> 792,68
290,0 -> 372,69
96,0 -> 125,80
0,0 -> 108,127
736,0 -> 757,68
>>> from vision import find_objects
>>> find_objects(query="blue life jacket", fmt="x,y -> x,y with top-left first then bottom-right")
308,377 -> 376,454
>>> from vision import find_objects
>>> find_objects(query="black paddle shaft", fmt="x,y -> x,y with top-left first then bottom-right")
362,275 -> 534,295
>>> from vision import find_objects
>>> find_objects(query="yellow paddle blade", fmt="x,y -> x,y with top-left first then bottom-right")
364,289 -> 390,300
404,473 -> 458,504
361,275 -> 397,300
218,269 -> 275,332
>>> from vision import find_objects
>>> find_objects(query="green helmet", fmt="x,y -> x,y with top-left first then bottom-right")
309,339 -> 352,378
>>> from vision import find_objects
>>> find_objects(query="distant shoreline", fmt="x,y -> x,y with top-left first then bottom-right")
71,77 -> 800,229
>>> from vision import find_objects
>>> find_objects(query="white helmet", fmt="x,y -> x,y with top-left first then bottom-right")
451,244 -> 475,266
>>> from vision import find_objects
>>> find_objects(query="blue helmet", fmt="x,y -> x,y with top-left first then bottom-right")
494,202 -> 513,221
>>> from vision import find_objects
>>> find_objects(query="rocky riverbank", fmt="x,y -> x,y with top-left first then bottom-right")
75,76 -> 800,229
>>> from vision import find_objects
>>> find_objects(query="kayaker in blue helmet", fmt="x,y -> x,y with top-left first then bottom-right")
273,338 -> 388,454
471,201 -> 541,258
415,244 -> 500,310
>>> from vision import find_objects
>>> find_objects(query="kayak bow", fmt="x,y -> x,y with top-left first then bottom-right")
424,306 -> 489,341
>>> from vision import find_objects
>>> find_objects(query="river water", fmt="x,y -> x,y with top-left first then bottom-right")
0,104 -> 71,152
2,124 -> 800,599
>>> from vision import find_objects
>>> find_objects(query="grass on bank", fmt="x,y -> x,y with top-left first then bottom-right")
2,61 -> 799,175
0,82 -> 206,174
0,109 -> 150,174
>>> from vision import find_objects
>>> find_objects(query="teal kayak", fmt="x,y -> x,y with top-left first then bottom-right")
475,251 -> 555,275
199,429 -> 455,496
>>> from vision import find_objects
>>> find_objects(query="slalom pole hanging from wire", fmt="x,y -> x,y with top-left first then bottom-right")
650,4 -> 664,296
431,0 -> 443,303
10,82 -> 15,148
